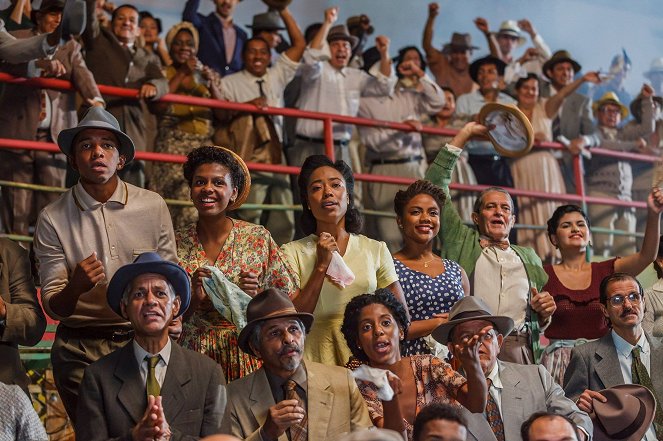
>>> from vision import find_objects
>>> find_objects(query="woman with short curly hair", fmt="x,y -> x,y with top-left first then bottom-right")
392,180 -> 469,356
341,289 -> 486,440
282,155 -> 407,366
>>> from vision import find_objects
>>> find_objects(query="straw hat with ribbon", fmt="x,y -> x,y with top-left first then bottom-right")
593,92 -> 629,120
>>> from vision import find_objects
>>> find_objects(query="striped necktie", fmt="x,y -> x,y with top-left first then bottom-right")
284,379 -> 307,441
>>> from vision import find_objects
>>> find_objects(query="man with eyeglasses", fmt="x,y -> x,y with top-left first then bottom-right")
432,297 -> 591,441
564,272 -> 663,441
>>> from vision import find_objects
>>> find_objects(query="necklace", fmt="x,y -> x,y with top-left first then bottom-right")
421,256 -> 436,268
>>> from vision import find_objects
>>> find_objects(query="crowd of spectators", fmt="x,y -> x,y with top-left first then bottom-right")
1,1 -> 663,440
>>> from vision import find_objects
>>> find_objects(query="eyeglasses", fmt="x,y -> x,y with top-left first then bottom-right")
608,292 -> 642,307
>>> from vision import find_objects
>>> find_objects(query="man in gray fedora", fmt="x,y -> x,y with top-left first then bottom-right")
33,106 -> 177,422
432,297 -> 592,441
220,287 -> 372,440
76,252 -> 226,440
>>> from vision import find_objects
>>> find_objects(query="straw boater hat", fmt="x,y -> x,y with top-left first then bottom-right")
57,107 -> 136,163
495,20 -> 526,47
106,252 -> 192,318
442,32 -> 479,55
431,297 -> 514,344
593,92 -> 629,120
542,50 -> 582,80
237,288 -> 314,357
591,385 -> 656,441
326,24 -> 359,50
165,22 -> 200,52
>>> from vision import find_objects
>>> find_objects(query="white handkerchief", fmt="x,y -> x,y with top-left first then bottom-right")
352,365 -> 394,401
326,251 -> 355,288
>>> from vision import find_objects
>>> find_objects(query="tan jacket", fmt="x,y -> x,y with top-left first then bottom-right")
221,361 -> 373,441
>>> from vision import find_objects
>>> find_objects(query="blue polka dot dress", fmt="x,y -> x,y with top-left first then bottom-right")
395,258 -> 465,356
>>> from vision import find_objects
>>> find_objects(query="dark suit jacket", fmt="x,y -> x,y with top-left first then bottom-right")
0,30 -> 100,143
564,331 -> 663,402
83,0 -> 168,152
220,361 -> 372,441
76,341 -> 226,441
462,361 -> 592,441
183,0 -> 246,76
0,238 -> 46,392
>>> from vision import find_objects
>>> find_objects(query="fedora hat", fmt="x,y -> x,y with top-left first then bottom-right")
495,20 -> 526,46
107,252 -> 191,318
644,57 -> 663,79
593,91 -> 629,120
431,297 -> 514,344
346,14 -> 374,36
469,55 -> 507,83
57,106 -> 135,163
327,24 -> 359,50
247,11 -> 285,32
630,94 -> 663,123
31,0 -> 65,24
60,0 -> 87,44
592,385 -> 656,441
478,102 -> 534,158
542,50 -> 582,80
237,288 -> 314,357
442,32 -> 479,54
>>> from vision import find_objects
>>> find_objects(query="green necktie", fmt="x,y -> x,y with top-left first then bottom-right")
146,355 -> 161,398
631,347 -> 663,439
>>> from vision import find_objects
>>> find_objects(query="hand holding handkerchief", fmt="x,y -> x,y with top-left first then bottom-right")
326,250 -> 355,288
352,364 -> 395,401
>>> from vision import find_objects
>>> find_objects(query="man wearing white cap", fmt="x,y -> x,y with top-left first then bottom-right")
33,106 -> 177,422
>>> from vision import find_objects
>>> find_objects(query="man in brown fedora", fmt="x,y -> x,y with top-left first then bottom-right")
220,288 -> 373,440
290,6 -> 395,168
432,296 -> 591,441
422,2 -> 478,96
33,106 -> 177,422
564,273 -> 663,441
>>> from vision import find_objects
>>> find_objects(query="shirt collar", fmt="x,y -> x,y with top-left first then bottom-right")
487,361 -> 502,390
72,179 -> 128,211
133,338 -> 172,367
265,361 -> 308,390
611,329 -> 649,358
215,13 -> 234,29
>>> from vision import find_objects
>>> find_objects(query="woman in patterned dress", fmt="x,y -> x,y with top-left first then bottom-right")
340,289 -> 486,441
393,181 -> 469,356
149,22 -> 224,228
177,146 -> 297,381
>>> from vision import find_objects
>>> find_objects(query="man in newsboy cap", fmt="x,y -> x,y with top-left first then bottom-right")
33,106 -> 177,422
76,252 -> 226,440
220,288 -> 373,440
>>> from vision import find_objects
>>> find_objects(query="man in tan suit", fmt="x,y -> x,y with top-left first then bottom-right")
0,0 -> 104,236
221,288 -> 373,440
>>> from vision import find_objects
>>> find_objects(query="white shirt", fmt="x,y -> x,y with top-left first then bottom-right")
486,361 -> 503,413
295,42 -> 397,140
503,34 -> 552,84
132,339 -> 172,389
220,53 -> 299,140
611,330 -> 656,441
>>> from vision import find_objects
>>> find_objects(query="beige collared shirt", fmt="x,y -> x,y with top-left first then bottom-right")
34,179 -> 177,327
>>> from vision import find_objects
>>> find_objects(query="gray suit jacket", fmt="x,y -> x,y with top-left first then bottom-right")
564,332 -> 663,402
76,341 -> 226,441
0,19 -> 49,63
559,92 -> 597,144
220,361 -> 373,441
0,30 -> 101,143
463,361 -> 592,441
0,238 -> 46,392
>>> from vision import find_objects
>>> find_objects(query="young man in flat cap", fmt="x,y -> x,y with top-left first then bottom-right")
33,107 -> 177,422
220,288 -> 373,440
76,252 -> 226,440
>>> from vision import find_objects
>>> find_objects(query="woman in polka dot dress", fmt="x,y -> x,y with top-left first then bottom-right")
392,180 -> 469,356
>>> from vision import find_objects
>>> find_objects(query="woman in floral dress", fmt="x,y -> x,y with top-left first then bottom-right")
177,146 -> 297,381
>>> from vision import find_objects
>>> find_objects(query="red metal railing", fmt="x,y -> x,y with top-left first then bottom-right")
0,72 -> 658,212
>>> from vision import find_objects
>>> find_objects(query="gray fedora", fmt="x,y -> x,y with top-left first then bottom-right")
327,24 -> 359,50
431,297 -> 514,344
57,106 -> 135,163
247,11 -> 285,32
442,32 -> 479,54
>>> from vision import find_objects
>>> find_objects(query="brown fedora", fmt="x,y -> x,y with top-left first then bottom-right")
629,94 -> 663,123
442,32 -> 479,54
592,385 -> 656,441
431,297 -> 514,344
542,50 -> 582,80
237,288 -> 314,357
327,24 -> 359,50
